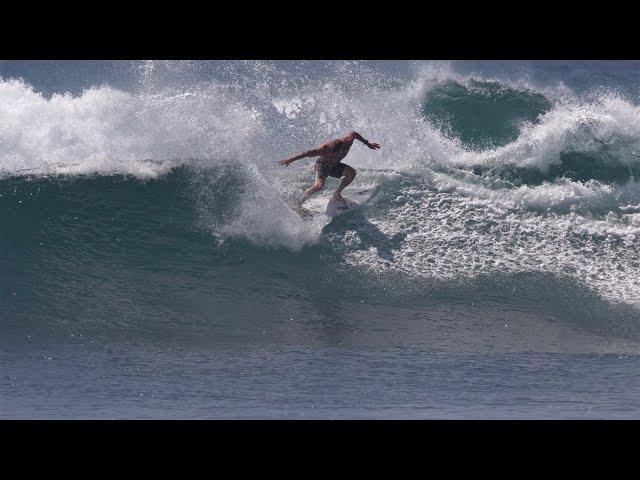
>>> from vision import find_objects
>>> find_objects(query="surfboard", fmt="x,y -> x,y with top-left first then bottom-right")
300,186 -> 375,219
325,196 -> 360,216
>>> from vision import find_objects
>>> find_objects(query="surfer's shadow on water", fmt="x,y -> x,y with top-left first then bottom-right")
322,208 -> 409,262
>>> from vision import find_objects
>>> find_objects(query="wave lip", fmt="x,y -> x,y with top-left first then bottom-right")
450,93 -> 640,185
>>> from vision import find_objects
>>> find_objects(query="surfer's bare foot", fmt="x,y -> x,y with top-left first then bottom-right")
332,192 -> 347,204
294,203 -> 311,216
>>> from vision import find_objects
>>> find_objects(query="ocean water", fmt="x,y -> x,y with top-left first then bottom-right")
2,60 -> 640,419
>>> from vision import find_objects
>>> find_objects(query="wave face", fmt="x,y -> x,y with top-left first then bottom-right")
2,61 -> 640,350
422,79 -> 553,149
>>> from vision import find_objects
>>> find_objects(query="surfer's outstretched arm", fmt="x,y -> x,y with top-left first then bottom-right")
278,145 -> 328,167
351,131 -> 381,150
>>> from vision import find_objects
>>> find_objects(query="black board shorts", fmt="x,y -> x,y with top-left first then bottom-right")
315,161 -> 347,180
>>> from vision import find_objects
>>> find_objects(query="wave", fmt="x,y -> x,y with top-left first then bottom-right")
3,64 -> 640,186
450,93 -> 640,184
2,61 -> 640,313
3,169 -> 640,343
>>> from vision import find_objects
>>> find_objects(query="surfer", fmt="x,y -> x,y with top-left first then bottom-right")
278,131 -> 380,212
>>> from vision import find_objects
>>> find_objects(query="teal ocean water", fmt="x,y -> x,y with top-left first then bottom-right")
2,61 -> 640,418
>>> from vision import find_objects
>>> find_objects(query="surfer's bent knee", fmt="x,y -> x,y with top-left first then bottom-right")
345,166 -> 356,178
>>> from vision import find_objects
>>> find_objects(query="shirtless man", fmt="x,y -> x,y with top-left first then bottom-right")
278,131 -> 381,212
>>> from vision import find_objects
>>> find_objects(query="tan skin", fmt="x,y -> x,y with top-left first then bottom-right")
278,131 -> 380,210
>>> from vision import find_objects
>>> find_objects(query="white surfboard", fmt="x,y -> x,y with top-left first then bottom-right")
301,186 -> 375,219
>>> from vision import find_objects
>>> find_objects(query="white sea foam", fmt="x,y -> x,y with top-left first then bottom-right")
0,77 -> 263,178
